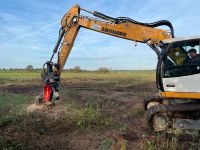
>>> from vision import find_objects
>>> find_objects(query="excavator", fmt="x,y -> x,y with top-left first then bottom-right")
37,5 -> 200,134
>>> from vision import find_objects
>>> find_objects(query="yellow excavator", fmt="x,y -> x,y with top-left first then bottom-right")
37,5 -> 200,134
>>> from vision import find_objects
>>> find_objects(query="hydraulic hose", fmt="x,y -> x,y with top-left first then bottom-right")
49,27 -> 65,62
115,17 -> 175,38
82,7 -> 175,38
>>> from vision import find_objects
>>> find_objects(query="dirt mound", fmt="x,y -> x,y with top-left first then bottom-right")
26,103 -> 45,112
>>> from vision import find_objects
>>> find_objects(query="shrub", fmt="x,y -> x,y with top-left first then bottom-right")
26,65 -> 33,70
98,67 -> 109,73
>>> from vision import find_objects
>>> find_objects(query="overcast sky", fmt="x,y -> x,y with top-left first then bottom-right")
1,0 -> 200,70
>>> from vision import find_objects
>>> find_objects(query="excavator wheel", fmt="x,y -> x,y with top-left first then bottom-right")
146,102 -> 200,134
146,105 -> 172,134
152,113 -> 170,132
143,94 -> 163,110
144,94 -> 167,134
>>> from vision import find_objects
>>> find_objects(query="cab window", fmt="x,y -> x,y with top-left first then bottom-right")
162,39 -> 200,78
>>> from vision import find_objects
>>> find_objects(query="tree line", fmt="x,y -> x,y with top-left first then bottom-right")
0,65 -> 110,73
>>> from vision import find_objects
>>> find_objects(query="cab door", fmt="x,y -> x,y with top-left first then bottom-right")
162,39 -> 200,93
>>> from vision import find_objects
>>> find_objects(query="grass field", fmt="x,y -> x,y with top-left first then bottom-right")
0,70 -> 155,79
0,70 -> 197,149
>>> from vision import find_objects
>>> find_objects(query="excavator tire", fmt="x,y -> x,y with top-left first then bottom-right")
143,94 -> 163,110
146,103 -> 200,133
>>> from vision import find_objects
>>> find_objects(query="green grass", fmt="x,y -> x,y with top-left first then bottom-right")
0,70 -> 155,80
98,138 -> 115,150
146,137 -> 184,150
0,70 -> 40,79
0,93 -> 33,127
76,105 -> 114,130
0,70 -> 155,87
62,70 -> 155,80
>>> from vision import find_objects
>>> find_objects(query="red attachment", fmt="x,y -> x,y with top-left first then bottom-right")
43,84 -> 53,102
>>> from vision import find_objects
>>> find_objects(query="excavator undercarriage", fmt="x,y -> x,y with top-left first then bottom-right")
144,94 -> 200,134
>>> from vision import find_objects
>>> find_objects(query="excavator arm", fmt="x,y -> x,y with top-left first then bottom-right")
41,5 -> 174,102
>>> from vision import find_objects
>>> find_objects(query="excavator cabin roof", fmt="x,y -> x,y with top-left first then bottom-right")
162,36 -> 200,44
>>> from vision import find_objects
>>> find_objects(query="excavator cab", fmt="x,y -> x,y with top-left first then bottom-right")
145,37 -> 200,133
161,37 -> 200,92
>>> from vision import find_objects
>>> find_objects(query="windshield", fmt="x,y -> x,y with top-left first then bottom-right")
162,39 -> 200,78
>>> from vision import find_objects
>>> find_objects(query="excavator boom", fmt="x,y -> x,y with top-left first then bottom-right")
40,4 -> 174,103
56,5 -> 173,73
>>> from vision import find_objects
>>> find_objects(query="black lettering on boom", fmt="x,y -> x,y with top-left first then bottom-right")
102,28 -> 126,37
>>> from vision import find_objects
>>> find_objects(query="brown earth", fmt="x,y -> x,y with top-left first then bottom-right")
0,80 -> 194,149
